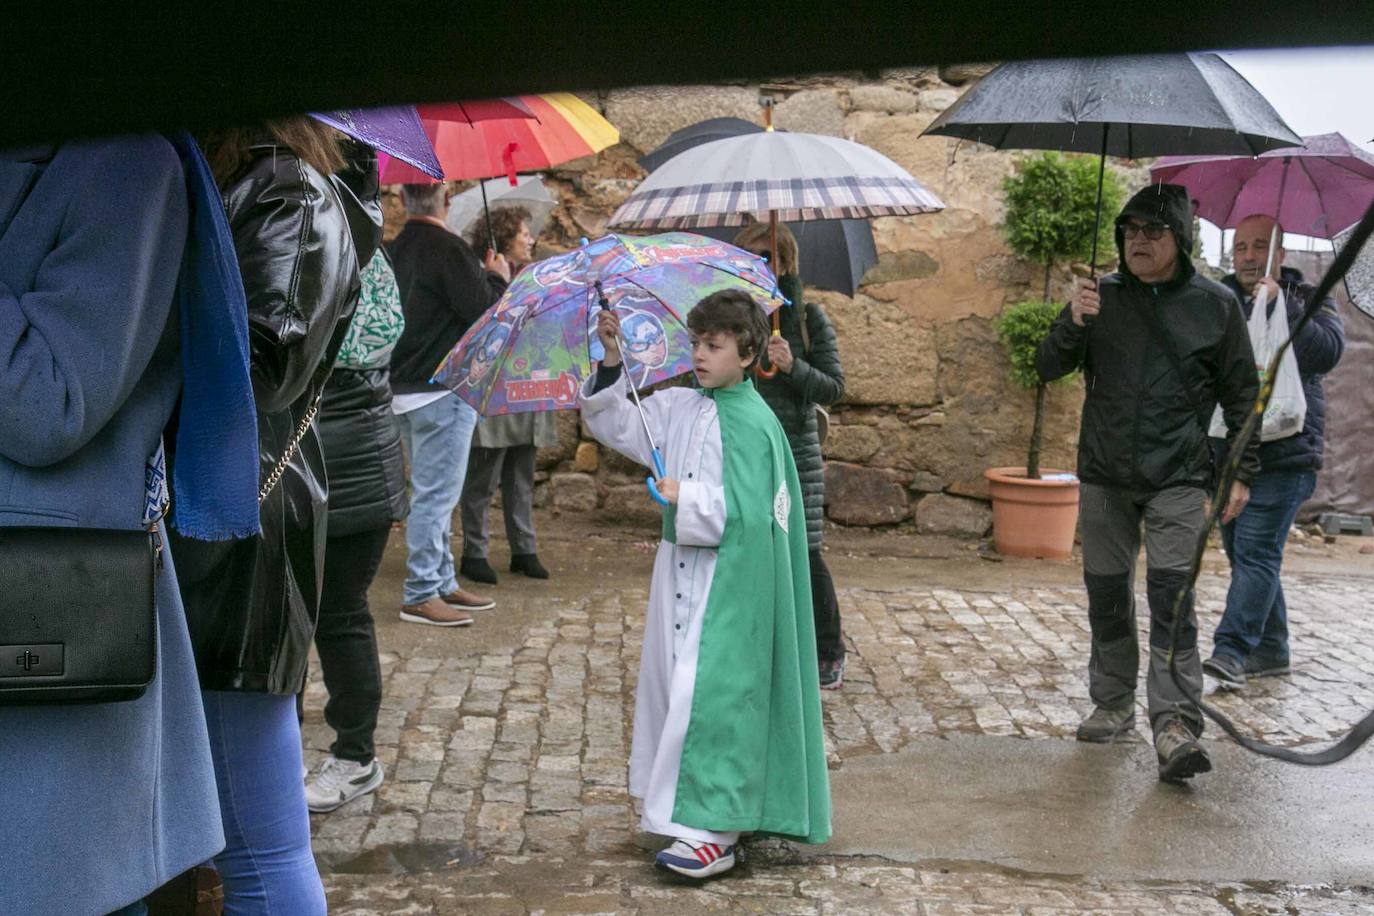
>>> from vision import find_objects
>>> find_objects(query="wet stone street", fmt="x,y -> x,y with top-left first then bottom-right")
303,522 -> 1374,914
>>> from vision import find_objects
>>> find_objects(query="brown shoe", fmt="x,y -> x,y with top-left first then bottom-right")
440,587 -> 495,611
400,596 -> 474,627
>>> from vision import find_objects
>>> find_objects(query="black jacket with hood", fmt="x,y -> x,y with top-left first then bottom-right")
1035,183 -> 1261,492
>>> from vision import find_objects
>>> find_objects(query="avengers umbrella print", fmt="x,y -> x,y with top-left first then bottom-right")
430,233 -> 783,417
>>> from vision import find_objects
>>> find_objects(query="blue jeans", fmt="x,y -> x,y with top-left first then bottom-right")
203,691 -> 325,916
1214,469 -> 1317,664
395,393 -> 478,605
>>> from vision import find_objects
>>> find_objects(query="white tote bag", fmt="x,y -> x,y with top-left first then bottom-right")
1209,285 -> 1307,442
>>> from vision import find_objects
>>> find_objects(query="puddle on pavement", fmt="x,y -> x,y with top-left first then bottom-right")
319,842 -> 481,875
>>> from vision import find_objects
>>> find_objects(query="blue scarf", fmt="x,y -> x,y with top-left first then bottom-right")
165,133 -> 261,540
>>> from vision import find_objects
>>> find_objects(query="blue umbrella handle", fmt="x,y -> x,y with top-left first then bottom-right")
645,448 -> 670,507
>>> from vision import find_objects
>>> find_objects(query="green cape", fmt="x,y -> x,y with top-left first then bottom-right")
664,379 -> 831,843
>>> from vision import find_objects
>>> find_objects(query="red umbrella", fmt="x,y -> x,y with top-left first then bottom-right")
379,93 -> 619,185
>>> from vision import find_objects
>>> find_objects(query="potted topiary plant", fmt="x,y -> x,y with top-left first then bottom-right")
985,300 -> 1080,558
983,152 -> 1123,558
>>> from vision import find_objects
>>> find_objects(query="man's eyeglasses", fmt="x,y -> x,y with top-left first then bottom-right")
1121,222 -> 1170,241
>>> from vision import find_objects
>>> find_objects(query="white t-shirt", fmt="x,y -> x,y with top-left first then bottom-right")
391,390 -> 450,415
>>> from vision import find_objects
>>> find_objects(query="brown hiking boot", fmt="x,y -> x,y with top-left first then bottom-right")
1155,719 -> 1211,783
440,587 -> 495,611
400,596 -> 474,627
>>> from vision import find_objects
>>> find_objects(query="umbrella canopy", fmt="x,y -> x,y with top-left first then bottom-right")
1151,133 -> 1374,239
380,93 -> 619,184
431,233 -> 783,416
1336,221 -> 1374,321
923,53 -> 1302,157
609,130 -> 945,229
638,117 -> 768,173
639,118 -> 879,296
309,106 -> 444,179
445,175 -> 558,239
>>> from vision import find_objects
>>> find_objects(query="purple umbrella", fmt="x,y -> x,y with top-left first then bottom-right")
1152,132 -> 1374,239
309,106 -> 444,180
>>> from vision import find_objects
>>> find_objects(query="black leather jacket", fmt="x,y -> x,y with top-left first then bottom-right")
173,138 -> 369,693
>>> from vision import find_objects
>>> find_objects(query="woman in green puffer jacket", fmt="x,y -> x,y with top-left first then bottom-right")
735,223 -> 848,688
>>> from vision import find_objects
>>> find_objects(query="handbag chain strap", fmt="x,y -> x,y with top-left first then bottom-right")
258,396 -> 321,504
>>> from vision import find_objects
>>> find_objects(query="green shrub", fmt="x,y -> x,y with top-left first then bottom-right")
995,300 -> 1078,479
1002,152 -> 1125,300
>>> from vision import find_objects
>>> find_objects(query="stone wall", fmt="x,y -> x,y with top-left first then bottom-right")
386,67 -> 1150,538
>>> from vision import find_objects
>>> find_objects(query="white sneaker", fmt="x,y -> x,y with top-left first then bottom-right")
305,755 -> 384,813
654,838 -> 737,879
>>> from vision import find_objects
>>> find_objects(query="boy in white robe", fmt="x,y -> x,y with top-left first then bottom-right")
580,291 -> 831,879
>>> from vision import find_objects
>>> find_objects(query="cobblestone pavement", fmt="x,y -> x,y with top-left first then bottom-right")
306,567 -> 1374,914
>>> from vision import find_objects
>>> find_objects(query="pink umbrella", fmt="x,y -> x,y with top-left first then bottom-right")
1152,132 -> 1374,239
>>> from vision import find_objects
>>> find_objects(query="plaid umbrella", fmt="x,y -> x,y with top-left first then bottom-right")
609,130 -> 944,229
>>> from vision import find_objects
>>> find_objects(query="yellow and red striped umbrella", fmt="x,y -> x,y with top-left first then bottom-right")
380,92 -> 619,184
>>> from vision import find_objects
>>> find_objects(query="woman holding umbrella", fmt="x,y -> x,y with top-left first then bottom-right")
459,206 -> 559,582
734,223 -> 848,689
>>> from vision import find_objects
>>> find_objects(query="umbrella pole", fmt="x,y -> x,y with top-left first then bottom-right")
756,211 -> 783,379
478,179 -> 497,256
1265,158 -> 1291,281
596,281 -> 670,506
1088,124 -> 1110,281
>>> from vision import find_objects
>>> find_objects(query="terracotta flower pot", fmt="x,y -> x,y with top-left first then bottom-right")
984,467 -> 1080,559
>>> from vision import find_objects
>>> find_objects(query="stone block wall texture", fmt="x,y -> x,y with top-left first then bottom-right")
385,68 -> 1150,535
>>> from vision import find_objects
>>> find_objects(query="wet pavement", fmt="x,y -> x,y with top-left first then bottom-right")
305,511 -> 1374,913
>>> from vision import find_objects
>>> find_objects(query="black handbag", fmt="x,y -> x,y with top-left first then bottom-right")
0,526 -> 157,704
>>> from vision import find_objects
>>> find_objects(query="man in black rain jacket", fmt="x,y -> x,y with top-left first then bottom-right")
1036,183 -> 1259,783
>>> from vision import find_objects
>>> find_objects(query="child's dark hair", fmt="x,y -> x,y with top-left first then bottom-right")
687,290 -> 770,369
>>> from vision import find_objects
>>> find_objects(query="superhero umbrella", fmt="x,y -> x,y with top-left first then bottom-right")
432,232 -> 784,504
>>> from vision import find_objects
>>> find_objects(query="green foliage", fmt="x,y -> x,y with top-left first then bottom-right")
995,300 -> 1064,390
1002,152 -> 1126,273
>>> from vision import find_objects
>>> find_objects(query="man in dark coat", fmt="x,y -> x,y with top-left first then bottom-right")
1036,183 -> 1260,782
388,183 -> 509,625
1202,214 -> 1344,689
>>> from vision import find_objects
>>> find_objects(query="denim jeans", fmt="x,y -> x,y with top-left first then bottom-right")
203,691 -> 326,916
1214,469 -> 1317,664
395,393 -> 478,605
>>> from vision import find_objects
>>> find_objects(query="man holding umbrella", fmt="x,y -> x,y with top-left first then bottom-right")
1203,215 -> 1344,689
1036,184 -> 1260,782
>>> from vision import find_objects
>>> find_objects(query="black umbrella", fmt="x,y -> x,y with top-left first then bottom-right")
923,52 -> 1303,274
638,118 -> 879,296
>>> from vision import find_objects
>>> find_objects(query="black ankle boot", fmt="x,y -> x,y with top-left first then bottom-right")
510,553 -> 549,579
460,556 -> 498,584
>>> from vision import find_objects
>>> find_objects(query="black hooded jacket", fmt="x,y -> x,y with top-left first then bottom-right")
1035,184 -> 1261,491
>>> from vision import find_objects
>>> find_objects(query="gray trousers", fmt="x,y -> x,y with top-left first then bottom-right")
1079,483 -> 1207,735
460,444 -> 537,559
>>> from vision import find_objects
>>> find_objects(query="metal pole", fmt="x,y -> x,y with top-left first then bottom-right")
478,179 -> 497,256
1088,123 -> 1110,280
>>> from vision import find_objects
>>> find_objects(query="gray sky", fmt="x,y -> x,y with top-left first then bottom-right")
1196,46 -> 1374,264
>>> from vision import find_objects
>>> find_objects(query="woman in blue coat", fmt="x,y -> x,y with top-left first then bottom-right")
0,137 -> 229,914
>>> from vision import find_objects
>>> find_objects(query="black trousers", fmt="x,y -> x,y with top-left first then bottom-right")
314,526 -> 390,763
810,549 -> 844,663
